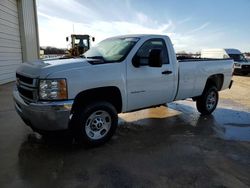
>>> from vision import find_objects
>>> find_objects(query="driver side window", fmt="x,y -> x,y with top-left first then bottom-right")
135,39 -> 169,66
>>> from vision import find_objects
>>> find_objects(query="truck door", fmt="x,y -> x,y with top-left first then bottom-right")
126,38 -> 176,111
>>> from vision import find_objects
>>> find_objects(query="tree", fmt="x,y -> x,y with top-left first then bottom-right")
40,46 -> 66,54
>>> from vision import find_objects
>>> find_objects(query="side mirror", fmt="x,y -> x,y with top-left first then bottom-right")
66,37 -> 69,42
132,55 -> 140,68
148,49 -> 162,67
92,37 -> 95,42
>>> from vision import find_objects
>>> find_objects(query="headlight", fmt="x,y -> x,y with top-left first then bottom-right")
39,79 -> 67,100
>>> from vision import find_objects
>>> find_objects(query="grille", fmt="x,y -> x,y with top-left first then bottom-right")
17,87 -> 34,99
16,73 -> 38,102
16,73 -> 34,85
242,65 -> 250,69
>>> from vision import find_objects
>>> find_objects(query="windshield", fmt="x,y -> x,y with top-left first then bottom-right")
83,37 -> 139,63
228,54 -> 248,62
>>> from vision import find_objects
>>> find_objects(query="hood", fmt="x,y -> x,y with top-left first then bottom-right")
16,58 -> 91,78
234,61 -> 249,65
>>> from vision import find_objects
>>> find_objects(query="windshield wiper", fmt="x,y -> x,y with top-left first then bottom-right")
86,56 -> 104,60
85,56 -> 105,64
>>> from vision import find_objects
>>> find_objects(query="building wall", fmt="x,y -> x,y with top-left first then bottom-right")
0,0 -> 22,84
0,0 -> 39,85
18,0 -> 39,62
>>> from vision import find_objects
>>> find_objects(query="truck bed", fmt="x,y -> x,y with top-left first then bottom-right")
177,56 -> 231,62
175,58 -> 233,100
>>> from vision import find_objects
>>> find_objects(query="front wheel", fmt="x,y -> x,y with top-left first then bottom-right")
196,86 -> 218,115
71,101 -> 118,146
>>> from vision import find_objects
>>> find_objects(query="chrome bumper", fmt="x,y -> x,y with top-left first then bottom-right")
13,87 -> 73,131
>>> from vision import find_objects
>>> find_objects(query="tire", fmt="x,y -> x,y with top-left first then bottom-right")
70,101 -> 118,146
196,86 -> 218,115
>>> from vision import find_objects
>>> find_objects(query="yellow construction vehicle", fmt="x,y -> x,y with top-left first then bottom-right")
66,34 -> 95,57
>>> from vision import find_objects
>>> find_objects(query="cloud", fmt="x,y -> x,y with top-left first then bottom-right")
136,12 -> 151,24
188,22 -> 210,34
177,17 -> 192,25
37,0 -> 221,52
37,0 -> 179,47
38,14 -> 188,50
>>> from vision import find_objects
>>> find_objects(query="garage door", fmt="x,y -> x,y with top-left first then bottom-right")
0,0 -> 22,84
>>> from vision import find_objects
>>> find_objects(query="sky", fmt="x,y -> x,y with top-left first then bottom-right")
37,0 -> 250,52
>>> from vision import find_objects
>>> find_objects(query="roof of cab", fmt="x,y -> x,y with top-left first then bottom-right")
224,49 -> 242,54
201,48 -> 242,54
105,34 -> 169,40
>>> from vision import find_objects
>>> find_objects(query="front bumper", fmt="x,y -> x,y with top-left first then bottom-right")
234,66 -> 250,74
13,87 -> 73,132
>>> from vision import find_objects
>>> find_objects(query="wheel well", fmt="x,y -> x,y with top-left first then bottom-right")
71,86 -> 122,113
205,74 -> 224,91
193,74 -> 224,101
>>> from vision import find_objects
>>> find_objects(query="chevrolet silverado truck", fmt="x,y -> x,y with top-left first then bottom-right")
13,34 -> 234,145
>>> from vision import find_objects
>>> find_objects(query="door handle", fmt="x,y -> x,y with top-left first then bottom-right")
162,70 -> 172,75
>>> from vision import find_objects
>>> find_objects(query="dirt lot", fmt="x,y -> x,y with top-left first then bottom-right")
0,76 -> 249,188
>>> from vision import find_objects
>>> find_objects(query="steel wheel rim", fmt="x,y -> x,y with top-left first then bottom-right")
206,91 -> 217,111
85,110 -> 111,140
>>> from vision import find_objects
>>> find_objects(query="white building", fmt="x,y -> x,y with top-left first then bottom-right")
0,0 -> 39,84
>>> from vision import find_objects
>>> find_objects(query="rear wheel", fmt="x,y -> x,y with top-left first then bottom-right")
196,86 -> 218,115
70,101 -> 118,146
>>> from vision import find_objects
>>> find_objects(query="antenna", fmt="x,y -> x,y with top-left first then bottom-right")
73,24 -> 75,34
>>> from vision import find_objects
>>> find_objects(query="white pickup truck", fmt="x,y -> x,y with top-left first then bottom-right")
13,34 -> 234,145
